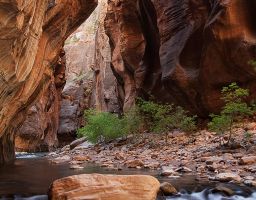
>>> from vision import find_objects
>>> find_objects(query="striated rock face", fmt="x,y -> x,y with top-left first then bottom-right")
15,50 -> 66,152
58,0 -> 120,145
105,0 -> 256,115
92,0 -> 120,113
58,20 -> 96,145
57,0 -> 118,145
49,174 -> 160,200
0,0 -> 97,164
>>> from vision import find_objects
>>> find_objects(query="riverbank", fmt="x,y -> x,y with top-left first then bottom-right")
1,156 -> 256,200
48,123 -> 256,188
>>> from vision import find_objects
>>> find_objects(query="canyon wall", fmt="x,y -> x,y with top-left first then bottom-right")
92,0 -> 120,113
105,0 -> 256,116
0,0 -> 97,164
15,50 -> 66,152
57,0 -> 118,146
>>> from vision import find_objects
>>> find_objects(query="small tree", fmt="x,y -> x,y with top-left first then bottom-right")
78,108 -> 143,144
138,99 -> 197,144
78,110 -> 126,143
121,106 -> 143,138
208,83 -> 253,146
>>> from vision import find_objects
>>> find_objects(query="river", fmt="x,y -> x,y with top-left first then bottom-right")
0,153 -> 255,200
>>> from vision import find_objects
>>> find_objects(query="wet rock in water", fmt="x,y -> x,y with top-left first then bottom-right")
160,182 -> 177,195
144,161 -> 160,169
212,185 -> 235,196
244,180 -> 256,187
160,166 -> 179,176
70,137 -> 87,150
69,165 -> 84,170
69,160 -> 84,165
125,159 -> 144,168
215,173 -> 242,183
239,156 -> 256,165
175,166 -> 193,173
49,174 -> 160,200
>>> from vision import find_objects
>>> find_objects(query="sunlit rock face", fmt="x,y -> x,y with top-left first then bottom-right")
57,0 -> 118,146
49,174 -> 160,200
0,0 -> 97,164
105,0 -> 256,115
92,0 -> 120,113
15,50 -> 66,152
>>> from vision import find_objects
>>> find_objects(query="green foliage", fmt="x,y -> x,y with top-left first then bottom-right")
208,114 -> 231,135
78,100 -> 197,144
208,82 -> 253,146
248,60 -> 256,71
122,107 -> 143,136
138,99 -> 197,143
244,131 -> 253,140
78,107 -> 143,143
78,110 -> 125,143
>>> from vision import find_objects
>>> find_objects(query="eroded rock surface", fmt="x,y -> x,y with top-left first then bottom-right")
105,0 -> 256,115
15,50 -> 66,152
57,0 -> 118,146
49,174 -> 160,200
0,0 -> 97,164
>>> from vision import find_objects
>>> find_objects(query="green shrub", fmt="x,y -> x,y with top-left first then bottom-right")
78,99 -> 197,144
138,99 -> 197,144
122,106 -> 143,137
208,82 -> 253,146
78,110 -> 125,143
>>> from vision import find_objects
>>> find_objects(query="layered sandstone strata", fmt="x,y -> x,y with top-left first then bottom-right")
58,0 -> 119,145
0,0 -> 97,164
49,174 -> 160,200
105,0 -> 256,115
15,50 -> 66,152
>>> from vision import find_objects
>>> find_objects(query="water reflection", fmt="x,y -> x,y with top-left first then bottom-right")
0,155 -> 255,200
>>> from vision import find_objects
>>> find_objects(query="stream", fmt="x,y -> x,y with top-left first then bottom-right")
0,153 -> 255,200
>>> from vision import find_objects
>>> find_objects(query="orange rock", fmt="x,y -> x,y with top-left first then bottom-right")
239,156 -> 256,165
126,159 -> 144,168
49,174 -> 160,200
73,155 -> 91,162
0,0 -> 97,164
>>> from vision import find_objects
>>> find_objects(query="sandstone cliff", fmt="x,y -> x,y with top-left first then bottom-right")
58,0 -> 118,145
0,0 -> 97,164
105,0 -> 256,115
15,50 -> 66,152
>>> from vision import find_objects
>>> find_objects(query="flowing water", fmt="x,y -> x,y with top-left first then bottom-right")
0,153 -> 255,200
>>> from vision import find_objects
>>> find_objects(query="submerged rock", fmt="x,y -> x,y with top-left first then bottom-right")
49,174 -> 160,200
160,182 -> 178,195
213,185 -> 235,196
125,159 -> 144,168
69,164 -> 84,170
52,155 -> 71,164
160,166 -> 180,177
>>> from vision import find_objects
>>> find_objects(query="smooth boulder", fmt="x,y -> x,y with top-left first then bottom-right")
49,174 -> 160,200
